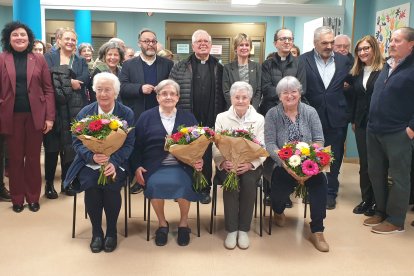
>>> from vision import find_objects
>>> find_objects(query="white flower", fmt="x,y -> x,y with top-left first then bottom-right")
296,142 -> 310,151
288,155 -> 301,168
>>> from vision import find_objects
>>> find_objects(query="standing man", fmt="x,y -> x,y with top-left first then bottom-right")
120,28 -> 174,194
300,26 -> 352,209
364,27 -> 414,234
333,34 -> 353,63
169,29 -> 225,204
260,28 -> 307,207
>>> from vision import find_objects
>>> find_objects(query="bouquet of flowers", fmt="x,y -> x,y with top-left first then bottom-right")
71,114 -> 132,185
277,142 -> 333,198
214,127 -> 269,191
164,125 -> 215,192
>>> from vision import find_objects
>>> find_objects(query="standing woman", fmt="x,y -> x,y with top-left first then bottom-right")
223,33 -> 261,110
33,40 -> 46,55
43,28 -> 89,198
349,35 -> 384,216
89,42 -> 124,102
78,42 -> 95,73
0,21 -> 55,212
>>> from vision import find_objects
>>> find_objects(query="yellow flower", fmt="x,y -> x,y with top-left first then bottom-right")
301,147 -> 310,156
180,127 -> 189,134
109,120 -> 119,130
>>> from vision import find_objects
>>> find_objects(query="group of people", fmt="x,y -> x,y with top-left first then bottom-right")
1,20 -> 414,254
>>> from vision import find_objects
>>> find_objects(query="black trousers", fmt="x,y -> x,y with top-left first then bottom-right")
271,166 -> 327,233
44,151 -> 71,182
79,168 -> 122,238
202,144 -> 213,192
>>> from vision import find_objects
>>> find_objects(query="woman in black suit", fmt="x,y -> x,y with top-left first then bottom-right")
222,33 -> 261,110
43,28 -> 89,198
349,35 -> 384,216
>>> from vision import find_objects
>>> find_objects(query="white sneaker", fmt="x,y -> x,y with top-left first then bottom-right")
237,231 -> 249,249
224,231 -> 237,249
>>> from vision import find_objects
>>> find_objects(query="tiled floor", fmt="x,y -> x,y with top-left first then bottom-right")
0,163 -> 413,276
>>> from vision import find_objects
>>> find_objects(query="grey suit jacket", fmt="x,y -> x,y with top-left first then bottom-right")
222,60 -> 261,110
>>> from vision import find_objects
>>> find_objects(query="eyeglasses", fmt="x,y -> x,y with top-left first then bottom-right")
277,37 -> 294,42
140,40 -> 158,45
281,90 -> 299,96
194,39 -> 210,45
158,92 -> 178,98
357,46 -> 371,53
334,44 -> 350,49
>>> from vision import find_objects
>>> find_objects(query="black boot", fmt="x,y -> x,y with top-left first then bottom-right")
45,181 -> 58,199
64,182 -> 76,196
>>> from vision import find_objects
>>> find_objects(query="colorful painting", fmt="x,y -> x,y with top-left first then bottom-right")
375,3 -> 410,56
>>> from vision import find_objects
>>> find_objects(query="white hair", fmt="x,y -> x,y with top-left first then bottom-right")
229,81 -> 253,99
92,72 -> 120,98
314,26 -> 334,42
192,29 -> 211,44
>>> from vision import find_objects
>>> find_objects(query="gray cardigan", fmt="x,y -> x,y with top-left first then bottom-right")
264,102 -> 324,167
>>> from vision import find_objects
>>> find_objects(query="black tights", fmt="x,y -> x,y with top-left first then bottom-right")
84,187 -> 121,238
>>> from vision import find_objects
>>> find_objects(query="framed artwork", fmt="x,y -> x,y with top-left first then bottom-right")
375,3 -> 410,57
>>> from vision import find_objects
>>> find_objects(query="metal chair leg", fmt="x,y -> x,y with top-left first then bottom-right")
144,196 -> 147,221
124,184 -> 128,237
146,197 -> 151,241
259,184 -> 263,237
128,180 -> 132,218
268,204 -> 273,235
197,201 -> 200,237
209,184 -> 217,234
72,193 -> 77,238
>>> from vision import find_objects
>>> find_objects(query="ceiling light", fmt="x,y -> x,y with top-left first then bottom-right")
232,0 -> 261,6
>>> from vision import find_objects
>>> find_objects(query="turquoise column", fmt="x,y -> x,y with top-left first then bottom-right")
74,10 -> 92,44
13,0 -> 41,39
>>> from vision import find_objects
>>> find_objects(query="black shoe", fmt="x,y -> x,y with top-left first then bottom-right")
90,237 -> 103,253
12,204 -> 24,213
199,192 -> 211,204
28,202 -> 40,212
326,197 -> 336,210
263,195 -> 271,207
364,204 -> 376,217
104,236 -> 117,252
130,182 -> 143,194
285,198 -> 293,208
411,220 -> 414,227
45,181 -> 58,199
353,201 -> 371,214
64,183 -> 76,196
0,185 -> 11,202
177,227 -> 191,246
155,223 -> 169,246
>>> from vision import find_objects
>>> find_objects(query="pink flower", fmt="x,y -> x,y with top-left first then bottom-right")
302,160 -> 319,176
295,149 -> 301,155
101,119 -> 111,125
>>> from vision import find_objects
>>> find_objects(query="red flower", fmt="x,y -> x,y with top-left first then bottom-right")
88,120 -> 103,132
278,147 -> 293,160
171,132 -> 184,142
316,152 -> 331,166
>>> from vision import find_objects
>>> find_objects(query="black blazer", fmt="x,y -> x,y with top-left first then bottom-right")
119,55 -> 173,123
350,69 -> 381,128
222,60 -> 261,109
300,50 -> 352,128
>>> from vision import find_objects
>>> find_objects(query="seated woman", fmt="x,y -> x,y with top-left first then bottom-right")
64,72 -> 135,253
130,79 -> 203,247
264,76 -> 329,252
213,81 -> 265,250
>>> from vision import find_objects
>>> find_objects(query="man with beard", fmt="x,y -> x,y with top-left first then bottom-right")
169,29 -> 225,204
120,28 -> 173,193
300,26 -> 352,210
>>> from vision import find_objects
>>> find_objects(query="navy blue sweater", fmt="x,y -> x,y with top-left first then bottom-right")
129,106 -> 198,182
368,53 -> 414,134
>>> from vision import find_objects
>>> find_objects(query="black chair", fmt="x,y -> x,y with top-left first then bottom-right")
145,196 -> 201,241
209,176 -> 263,237
72,178 -> 129,238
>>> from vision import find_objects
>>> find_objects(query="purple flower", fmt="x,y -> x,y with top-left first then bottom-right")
191,130 -> 200,138
185,134 -> 191,142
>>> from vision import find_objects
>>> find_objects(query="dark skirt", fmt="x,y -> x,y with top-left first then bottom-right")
145,165 -> 200,202
76,166 -> 127,192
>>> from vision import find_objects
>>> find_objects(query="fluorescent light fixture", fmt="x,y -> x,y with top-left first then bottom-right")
232,0 -> 261,5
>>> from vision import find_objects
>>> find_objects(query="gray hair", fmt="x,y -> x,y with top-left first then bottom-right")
229,81 -> 253,99
78,42 -> 94,55
192,29 -> 211,44
334,34 -> 351,45
138,28 -> 157,40
92,72 -> 120,98
276,76 -> 303,98
156,79 -> 181,97
395,26 -> 414,42
314,26 -> 334,42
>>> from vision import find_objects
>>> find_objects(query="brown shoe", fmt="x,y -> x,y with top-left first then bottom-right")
363,215 -> 384,226
310,232 -> 329,252
274,212 -> 286,227
371,221 -> 404,234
